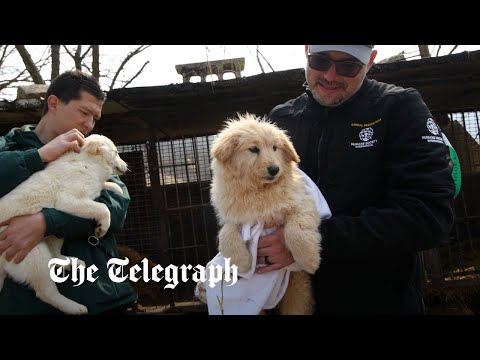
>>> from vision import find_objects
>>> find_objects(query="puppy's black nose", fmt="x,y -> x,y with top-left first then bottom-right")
268,165 -> 279,176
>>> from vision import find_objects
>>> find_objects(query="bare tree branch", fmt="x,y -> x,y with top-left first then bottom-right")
82,62 -> 93,73
1,45 -> 154,100
62,45 -> 75,58
122,61 -> 150,88
448,45 -> 459,55
109,45 -> 151,90
255,46 -> 274,72
0,45 -> 15,65
81,46 -> 92,60
0,69 -> 30,91
256,45 -> 265,73
15,45 -> 45,84
63,45 -> 92,70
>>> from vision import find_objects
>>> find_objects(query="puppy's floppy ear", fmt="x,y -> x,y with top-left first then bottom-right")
211,130 -> 239,163
280,133 -> 300,163
83,138 -> 103,155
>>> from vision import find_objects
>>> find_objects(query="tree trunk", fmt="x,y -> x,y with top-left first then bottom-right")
92,45 -> 100,81
15,45 -> 45,84
418,45 -> 431,58
51,45 -> 60,80
74,45 -> 82,70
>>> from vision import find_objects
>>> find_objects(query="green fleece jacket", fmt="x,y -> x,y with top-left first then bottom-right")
0,125 -> 137,315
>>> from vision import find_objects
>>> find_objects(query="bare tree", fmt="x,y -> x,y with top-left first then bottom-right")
63,45 -> 93,71
92,45 -> 100,81
0,45 -> 31,93
418,45 -> 461,59
381,45 -> 461,64
448,45 -> 459,55
108,45 -> 151,91
51,45 -> 60,80
0,45 -> 152,100
65,44 -> 152,90
15,45 -> 45,84
256,45 -> 274,73
418,45 -> 431,58
256,45 -> 265,73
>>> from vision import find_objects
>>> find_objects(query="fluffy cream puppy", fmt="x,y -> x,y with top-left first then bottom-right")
0,134 -> 127,314
210,113 -> 322,314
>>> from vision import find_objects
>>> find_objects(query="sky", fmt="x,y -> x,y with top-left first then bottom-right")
99,45 -> 480,87
2,45 -> 480,100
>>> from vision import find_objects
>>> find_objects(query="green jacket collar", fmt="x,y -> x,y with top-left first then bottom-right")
7,124 -> 43,149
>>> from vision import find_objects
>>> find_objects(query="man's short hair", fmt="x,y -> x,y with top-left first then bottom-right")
42,70 -> 105,115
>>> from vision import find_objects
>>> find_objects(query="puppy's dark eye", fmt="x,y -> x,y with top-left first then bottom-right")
273,145 -> 277,151
249,146 -> 260,154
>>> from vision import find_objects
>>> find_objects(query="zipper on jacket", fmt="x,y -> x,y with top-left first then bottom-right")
316,107 -> 331,185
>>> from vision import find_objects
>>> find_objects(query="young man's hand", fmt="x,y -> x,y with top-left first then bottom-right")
38,128 -> 85,163
0,213 -> 47,264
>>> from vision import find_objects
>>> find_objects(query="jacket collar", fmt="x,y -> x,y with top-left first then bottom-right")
9,124 -> 43,149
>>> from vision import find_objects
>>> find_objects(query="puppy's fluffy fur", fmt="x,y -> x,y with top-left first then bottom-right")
210,113 -> 322,315
0,134 -> 128,314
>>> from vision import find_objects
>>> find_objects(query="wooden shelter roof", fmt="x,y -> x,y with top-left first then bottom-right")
1,50 -> 479,144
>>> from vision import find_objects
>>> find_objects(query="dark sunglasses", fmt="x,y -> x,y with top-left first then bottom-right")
308,54 -> 364,78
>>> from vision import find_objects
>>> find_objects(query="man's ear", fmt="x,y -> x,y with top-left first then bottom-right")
47,95 -> 60,114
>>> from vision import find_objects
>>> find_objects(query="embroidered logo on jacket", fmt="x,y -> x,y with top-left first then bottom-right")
422,118 -> 444,144
351,127 -> 378,149
426,118 -> 439,135
359,128 -> 374,141
350,118 -> 381,149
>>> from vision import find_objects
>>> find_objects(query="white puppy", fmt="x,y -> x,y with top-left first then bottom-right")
0,134 -> 128,315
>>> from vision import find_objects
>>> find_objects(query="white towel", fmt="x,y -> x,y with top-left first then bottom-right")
194,169 -> 331,315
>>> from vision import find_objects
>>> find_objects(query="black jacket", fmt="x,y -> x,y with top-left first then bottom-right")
269,78 -> 455,315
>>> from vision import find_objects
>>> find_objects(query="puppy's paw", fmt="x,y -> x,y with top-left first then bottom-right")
95,224 -> 107,238
296,252 -> 321,274
222,249 -> 252,274
104,182 -> 123,194
233,253 -> 252,274
284,229 -> 322,274
292,237 -> 321,274
218,223 -> 251,273
65,303 -> 89,315
95,216 -> 111,238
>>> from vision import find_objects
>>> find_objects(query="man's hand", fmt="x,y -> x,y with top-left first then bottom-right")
255,225 -> 295,274
38,128 -> 85,163
0,213 -> 47,264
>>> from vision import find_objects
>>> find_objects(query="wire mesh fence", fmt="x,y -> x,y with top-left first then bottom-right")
422,110 -> 480,313
112,111 -> 480,312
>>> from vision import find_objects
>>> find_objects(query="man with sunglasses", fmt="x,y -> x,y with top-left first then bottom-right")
257,45 -> 456,315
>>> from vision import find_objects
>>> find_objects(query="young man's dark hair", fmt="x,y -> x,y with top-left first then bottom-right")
42,70 -> 105,115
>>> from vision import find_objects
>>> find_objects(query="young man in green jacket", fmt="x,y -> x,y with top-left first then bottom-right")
0,70 -> 137,314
